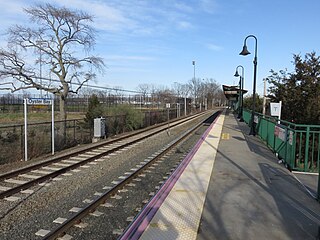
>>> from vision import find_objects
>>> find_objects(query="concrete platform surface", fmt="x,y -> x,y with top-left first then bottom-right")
197,110 -> 320,240
123,109 -> 320,240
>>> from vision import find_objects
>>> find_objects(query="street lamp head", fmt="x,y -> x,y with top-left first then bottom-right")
239,45 -> 250,56
234,70 -> 240,77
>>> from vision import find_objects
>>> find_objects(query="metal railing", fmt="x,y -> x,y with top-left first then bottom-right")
242,109 -> 320,201
0,94 -> 194,113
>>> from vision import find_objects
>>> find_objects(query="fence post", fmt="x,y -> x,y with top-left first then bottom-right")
73,120 -> 76,142
291,130 -> 297,169
20,125 -> 23,160
304,126 -> 310,172
318,167 -> 320,202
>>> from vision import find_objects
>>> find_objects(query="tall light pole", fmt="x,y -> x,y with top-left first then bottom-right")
192,60 -> 196,112
239,35 -> 258,135
234,65 -> 244,121
192,60 -> 196,80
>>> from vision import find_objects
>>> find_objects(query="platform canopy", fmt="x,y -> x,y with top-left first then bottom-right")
222,85 -> 248,100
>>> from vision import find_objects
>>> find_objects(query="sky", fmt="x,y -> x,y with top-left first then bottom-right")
1,0 -> 320,96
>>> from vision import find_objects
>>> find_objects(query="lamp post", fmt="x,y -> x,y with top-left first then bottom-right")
192,60 -> 196,80
234,65 -> 244,121
192,60 -> 196,113
239,35 -> 258,136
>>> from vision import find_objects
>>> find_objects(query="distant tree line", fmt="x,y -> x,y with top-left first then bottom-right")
136,78 -> 226,109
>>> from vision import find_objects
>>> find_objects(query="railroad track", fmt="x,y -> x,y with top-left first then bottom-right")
0,111 -> 209,200
37,110 -> 221,240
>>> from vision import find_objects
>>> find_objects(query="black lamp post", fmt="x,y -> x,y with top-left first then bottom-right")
234,65 -> 244,121
239,35 -> 258,136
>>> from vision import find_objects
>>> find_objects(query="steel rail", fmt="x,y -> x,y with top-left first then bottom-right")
42,110 -> 221,240
0,111 -> 211,199
0,111 -> 208,181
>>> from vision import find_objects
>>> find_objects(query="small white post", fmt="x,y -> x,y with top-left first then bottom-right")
24,99 -> 28,161
184,97 -> 187,116
205,98 -> 208,110
279,101 -> 282,121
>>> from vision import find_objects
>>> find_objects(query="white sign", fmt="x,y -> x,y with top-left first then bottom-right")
274,125 -> 286,142
288,130 -> 293,145
270,102 -> 282,118
27,98 -> 52,105
166,103 -> 171,108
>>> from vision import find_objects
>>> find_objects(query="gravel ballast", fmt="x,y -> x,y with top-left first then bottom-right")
0,111 -> 218,240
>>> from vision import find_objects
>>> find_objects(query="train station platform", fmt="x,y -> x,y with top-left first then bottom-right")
121,109 -> 320,240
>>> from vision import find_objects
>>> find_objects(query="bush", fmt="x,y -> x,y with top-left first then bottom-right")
84,94 -> 104,127
84,96 -> 144,136
107,105 -> 143,132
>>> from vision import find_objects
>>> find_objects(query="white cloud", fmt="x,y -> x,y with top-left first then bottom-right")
206,43 -> 223,51
173,2 -> 194,13
106,55 -> 156,61
106,66 -> 151,73
0,1 -> 29,32
1,0 -> 218,37
199,0 -> 218,14
50,0 -> 198,35
1,1 -> 27,15
51,0 -> 136,32
177,21 -> 193,30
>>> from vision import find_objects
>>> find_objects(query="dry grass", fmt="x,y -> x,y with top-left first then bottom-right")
0,111 -> 85,125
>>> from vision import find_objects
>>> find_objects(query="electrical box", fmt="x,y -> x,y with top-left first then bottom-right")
94,117 -> 106,138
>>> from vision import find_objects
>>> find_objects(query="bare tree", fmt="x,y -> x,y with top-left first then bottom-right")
188,77 -> 202,107
136,83 -> 150,104
0,3 -> 104,122
172,82 -> 183,97
179,83 -> 190,99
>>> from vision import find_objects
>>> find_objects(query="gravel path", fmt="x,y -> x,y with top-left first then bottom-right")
0,111 -> 216,240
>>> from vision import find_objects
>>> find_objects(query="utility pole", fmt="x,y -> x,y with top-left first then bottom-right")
192,60 -> 196,112
262,78 -> 266,116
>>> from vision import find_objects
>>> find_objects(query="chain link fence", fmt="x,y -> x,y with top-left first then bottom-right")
0,93 -> 189,113
0,108 -> 183,165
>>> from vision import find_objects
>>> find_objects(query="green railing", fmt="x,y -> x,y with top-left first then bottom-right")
243,109 -> 320,200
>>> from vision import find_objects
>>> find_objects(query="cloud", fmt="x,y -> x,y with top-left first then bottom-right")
199,0 -> 219,14
177,21 -> 193,30
206,43 -> 223,51
106,55 -> 156,61
0,1 -> 29,32
106,66 -> 151,73
50,0 -> 197,35
2,0 -> 219,36
51,0 -> 136,32
1,1 -> 27,15
104,55 -> 156,72
173,2 -> 194,13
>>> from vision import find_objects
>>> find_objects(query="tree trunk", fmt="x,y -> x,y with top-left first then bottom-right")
59,95 -> 67,121
58,95 -> 67,146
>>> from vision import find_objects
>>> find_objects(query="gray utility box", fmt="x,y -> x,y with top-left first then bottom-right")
94,117 -> 106,138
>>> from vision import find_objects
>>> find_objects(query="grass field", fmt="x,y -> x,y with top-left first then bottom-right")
0,111 -> 85,125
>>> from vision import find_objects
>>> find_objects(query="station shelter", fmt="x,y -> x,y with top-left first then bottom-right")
222,85 -> 248,111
